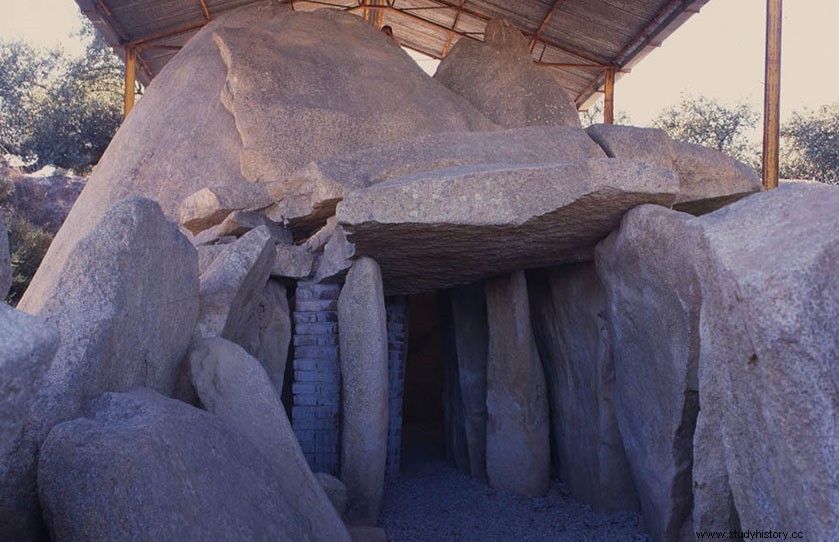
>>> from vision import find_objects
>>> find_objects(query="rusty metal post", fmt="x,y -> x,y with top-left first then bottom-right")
604,67 -> 615,124
123,47 -> 136,118
363,0 -> 384,29
762,0 -> 782,190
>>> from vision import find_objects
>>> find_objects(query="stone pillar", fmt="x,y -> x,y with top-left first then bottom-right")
291,280 -> 342,475
385,295 -> 409,479
440,282 -> 489,480
338,257 -> 388,525
526,263 -> 637,512
484,271 -> 550,497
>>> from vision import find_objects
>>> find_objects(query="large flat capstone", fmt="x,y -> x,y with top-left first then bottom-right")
337,158 -> 679,294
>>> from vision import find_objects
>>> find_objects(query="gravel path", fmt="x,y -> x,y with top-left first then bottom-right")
381,451 -> 650,542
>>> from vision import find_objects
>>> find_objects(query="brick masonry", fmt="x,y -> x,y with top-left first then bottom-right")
385,295 -> 410,479
291,280 -> 342,475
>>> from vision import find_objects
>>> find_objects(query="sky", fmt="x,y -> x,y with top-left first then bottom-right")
0,0 -> 836,127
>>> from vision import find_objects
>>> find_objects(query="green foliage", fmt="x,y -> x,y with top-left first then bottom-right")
1,161 -> 54,305
780,103 -> 839,185
0,18 -> 122,173
652,94 -> 759,164
4,213 -> 53,306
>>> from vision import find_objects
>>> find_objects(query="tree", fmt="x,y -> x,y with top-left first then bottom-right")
0,18 -> 123,173
652,94 -> 759,165
780,103 -> 839,185
579,98 -> 632,127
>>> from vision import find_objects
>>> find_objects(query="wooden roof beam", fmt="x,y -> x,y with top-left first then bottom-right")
94,0 -> 155,77
428,0 -> 604,65
198,0 -> 211,20
575,0 -> 701,107
529,0 -> 565,52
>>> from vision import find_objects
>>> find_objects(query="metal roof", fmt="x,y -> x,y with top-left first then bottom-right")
74,0 -> 711,109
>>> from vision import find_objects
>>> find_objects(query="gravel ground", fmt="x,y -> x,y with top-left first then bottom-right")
381,426 -> 650,542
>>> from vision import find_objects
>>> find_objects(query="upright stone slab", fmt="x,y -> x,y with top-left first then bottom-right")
484,271 -> 550,497
385,295 -> 409,479
3,197 -> 199,541
434,19 -> 580,129
235,279 -> 291,397
692,183 -> 839,539
0,305 -> 59,461
291,280 -> 342,474
440,282 -> 489,480
193,225 -> 275,342
338,257 -> 388,524
188,337 -> 350,542
595,205 -> 702,542
526,263 -> 638,512
37,389 -> 343,542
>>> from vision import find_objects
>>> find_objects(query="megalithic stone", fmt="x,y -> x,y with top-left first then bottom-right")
338,257 -> 388,524
484,271 -> 550,497
445,282 -> 489,480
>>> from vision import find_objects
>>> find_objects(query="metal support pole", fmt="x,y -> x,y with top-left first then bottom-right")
762,0 -> 782,190
363,0 -> 384,29
124,47 -> 136,118
604,67 -> 615,124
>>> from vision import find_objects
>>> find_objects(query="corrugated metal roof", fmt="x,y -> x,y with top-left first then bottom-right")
74,0 -> 711,108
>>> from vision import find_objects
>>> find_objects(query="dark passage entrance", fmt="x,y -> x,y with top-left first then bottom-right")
400,291 -> 446,473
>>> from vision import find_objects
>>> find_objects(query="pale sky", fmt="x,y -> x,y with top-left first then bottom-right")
1,0 -> 835,126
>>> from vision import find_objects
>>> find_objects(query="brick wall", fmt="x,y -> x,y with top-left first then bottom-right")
385,295 -> 409,479
291,280 -> 342,475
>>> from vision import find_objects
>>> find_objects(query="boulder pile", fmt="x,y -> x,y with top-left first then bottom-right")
1,5 -> 835,542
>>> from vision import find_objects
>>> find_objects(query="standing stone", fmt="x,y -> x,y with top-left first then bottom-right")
315,472 -> 349,518
3,196 -> 199,541
37,389 -> 342,542
193,225 -> 275,342
338,257 -> 388,524
235,279 -> 291,397
188,337 -> 350,542
0,214 -> 10,299
0,305 -> 59,461
595,205 -> 702,542
435,19 -> 580,129
440,282 -> 489,480
484,271 -> 550,497
692,183 -> 839,539
527,263 -> 638,512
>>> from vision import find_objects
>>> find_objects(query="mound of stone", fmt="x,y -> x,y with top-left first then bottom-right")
215,9 -> 493,182
435,19 -> 581,129
337,158 -> 679,294
586,124 -> 761,214
38,388 -> 348,542
24,3 -> 489,312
